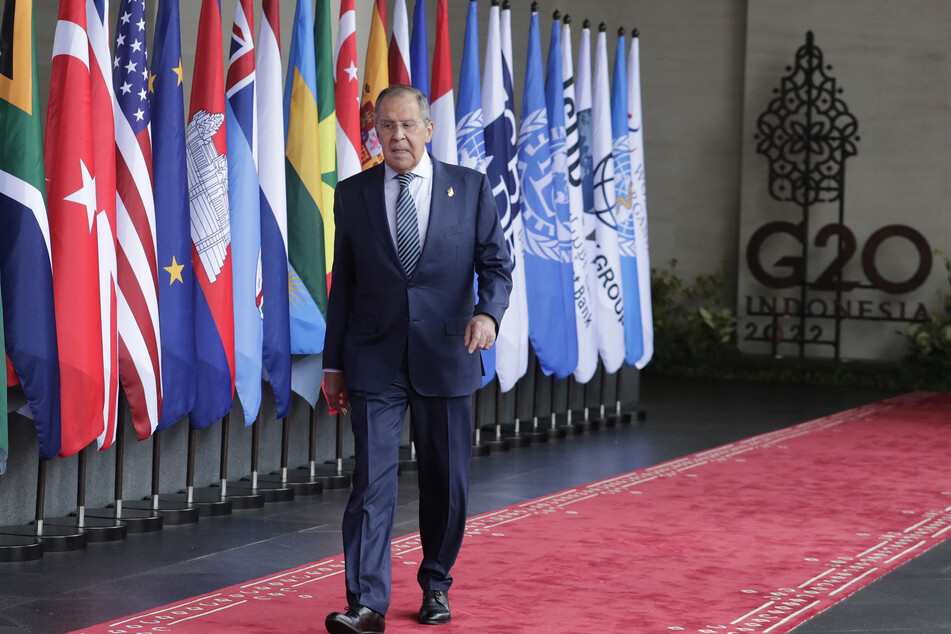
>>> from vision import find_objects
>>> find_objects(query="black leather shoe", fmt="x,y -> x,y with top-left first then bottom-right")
419,590 -> 451,625
325,605 -> 385,634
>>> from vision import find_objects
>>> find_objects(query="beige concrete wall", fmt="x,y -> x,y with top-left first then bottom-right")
738,0 -> 951,360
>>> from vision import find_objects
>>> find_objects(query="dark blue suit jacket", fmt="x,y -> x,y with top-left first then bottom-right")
324,156 -> 513,397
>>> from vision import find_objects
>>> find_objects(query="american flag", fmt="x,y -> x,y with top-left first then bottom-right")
114,0 -> 162,439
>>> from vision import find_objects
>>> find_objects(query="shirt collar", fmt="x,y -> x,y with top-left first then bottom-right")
384,152 -> 433,182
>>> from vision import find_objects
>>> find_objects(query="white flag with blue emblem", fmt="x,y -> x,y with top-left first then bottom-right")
519,9 -> 577,379
612,29 -> 645,367
628,31 -> 654,368
589,25 -> 626,372
483,2 -> 529,391
561,18 -> 600,384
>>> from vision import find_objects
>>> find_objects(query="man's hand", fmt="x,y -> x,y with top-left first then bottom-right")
464,313 -> 497,354
323,371 -> 350,416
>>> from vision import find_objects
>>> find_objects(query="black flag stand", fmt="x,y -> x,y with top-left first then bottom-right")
125,430 -> 200,525
311,405 -> 350,489
498,380 -> 529,448
164,420 -> 233,516
316,412 -> 353,488
0,467 -> 45,561
229,417 -> 292,504
44,443 -> 127,542
259,413 -> 323,496
471,388 -> 490,457
550,374 -> 578,436
84,400 -> 163,533
566,375 -> 589,434
513,371 -> 547,443
588,365 -> 610,428
481,378 -> 509,453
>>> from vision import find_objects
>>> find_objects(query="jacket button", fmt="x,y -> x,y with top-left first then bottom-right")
407,282 -> 415,289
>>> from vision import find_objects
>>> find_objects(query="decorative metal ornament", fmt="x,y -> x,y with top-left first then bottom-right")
755,31 -> 859,208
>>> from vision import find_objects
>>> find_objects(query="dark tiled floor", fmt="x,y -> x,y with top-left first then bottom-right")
1,376 -> 949,633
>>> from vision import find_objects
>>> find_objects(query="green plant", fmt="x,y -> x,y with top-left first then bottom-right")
903,255 -> 951,371
649,259 -> 737,374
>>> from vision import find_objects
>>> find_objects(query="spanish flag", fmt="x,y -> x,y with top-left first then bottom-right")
360,0 -> 388,169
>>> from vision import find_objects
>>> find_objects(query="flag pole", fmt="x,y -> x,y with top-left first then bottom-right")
589,364 -> 609,429
315,405 -> 351,488
482,380 -> 509,453
516,369 -> 547,443
84,395 -> 163,532
171,421 -> 233,516
43,445 -> 127,542
131,430 -> 199,525
257,411 -> 323,495
0,461 -> 45,560
227,417 -> 292,504
498,380 -> 528,448
472,388 -> 490,457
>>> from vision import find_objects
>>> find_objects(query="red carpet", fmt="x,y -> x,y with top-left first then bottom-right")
74,391 -> 951,633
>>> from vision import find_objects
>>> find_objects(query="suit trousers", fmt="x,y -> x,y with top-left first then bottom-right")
342,362 -> 473,616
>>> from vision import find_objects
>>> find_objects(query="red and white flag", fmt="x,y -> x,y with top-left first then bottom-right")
88,0 -> 120,449
430,0 -> 457,165
45,0 -> 116,456
114,0 -> 162,440
388,0 -> 410,86
334,0 -> 360,182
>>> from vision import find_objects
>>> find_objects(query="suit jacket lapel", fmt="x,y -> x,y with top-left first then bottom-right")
361,163 -> 402,271
424,156 -> 454,258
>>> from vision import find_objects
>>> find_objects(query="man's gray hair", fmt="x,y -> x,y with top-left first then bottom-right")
375,84 -> 432,124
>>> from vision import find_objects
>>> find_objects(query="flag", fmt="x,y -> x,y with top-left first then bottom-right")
114,0 -> 161,440
226,0 -> 262,424
627,30 -> 654,369
560,16 -> 599,384
410,0 -> 428,100
88,0 -> 120,450
1,293 -> 5,473
590,25 -> 625,372
152,0 -> 195,431
0,0 -> 61,459
315,0 -> 337,285
46,0 -> 108,456
360,0 -> 387,169
456,0 -> 494,387
334,0 -> 360,183
284,0 -> 326,356
483,2 -> 529,392
388,0 -> 410,86
187,0 -> 234,429
611,28 -> 644,368
430,0 -> 456,165
519,9 -> 576,379
257,0 -> 291,418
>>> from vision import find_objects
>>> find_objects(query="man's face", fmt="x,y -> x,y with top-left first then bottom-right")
376,94 -> 434,174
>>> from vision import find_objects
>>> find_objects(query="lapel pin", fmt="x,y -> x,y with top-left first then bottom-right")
447,186 -> 454,198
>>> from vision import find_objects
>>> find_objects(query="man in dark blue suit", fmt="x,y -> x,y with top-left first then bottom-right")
323,85 -> 512,634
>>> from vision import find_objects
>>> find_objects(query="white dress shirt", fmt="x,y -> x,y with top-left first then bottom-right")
383,152 -> 433,252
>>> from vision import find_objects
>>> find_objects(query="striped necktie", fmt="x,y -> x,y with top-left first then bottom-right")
395,172 -> 421,276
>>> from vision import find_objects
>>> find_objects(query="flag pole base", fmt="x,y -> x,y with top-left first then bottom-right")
165,488 -> 233,517
231,479 -> 295,503
0,524 -> 87,552
85,506 -> 163,533
470,442 -> 491,457
312,462 -> 352,489
125,498 -> 200,525
499,428 -> 532,447
43,515 -> 127,543
398,445 -> 418,473
259,471 -> 324,496
0,533 -> 43,561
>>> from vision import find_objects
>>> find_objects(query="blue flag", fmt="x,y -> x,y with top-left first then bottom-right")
226,0 -> 263,424
518,10 -> 576,378
612,30 -> 644,366
410,0 -> 429,99
152,0 -> 195,431
455,0 -> 494,387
